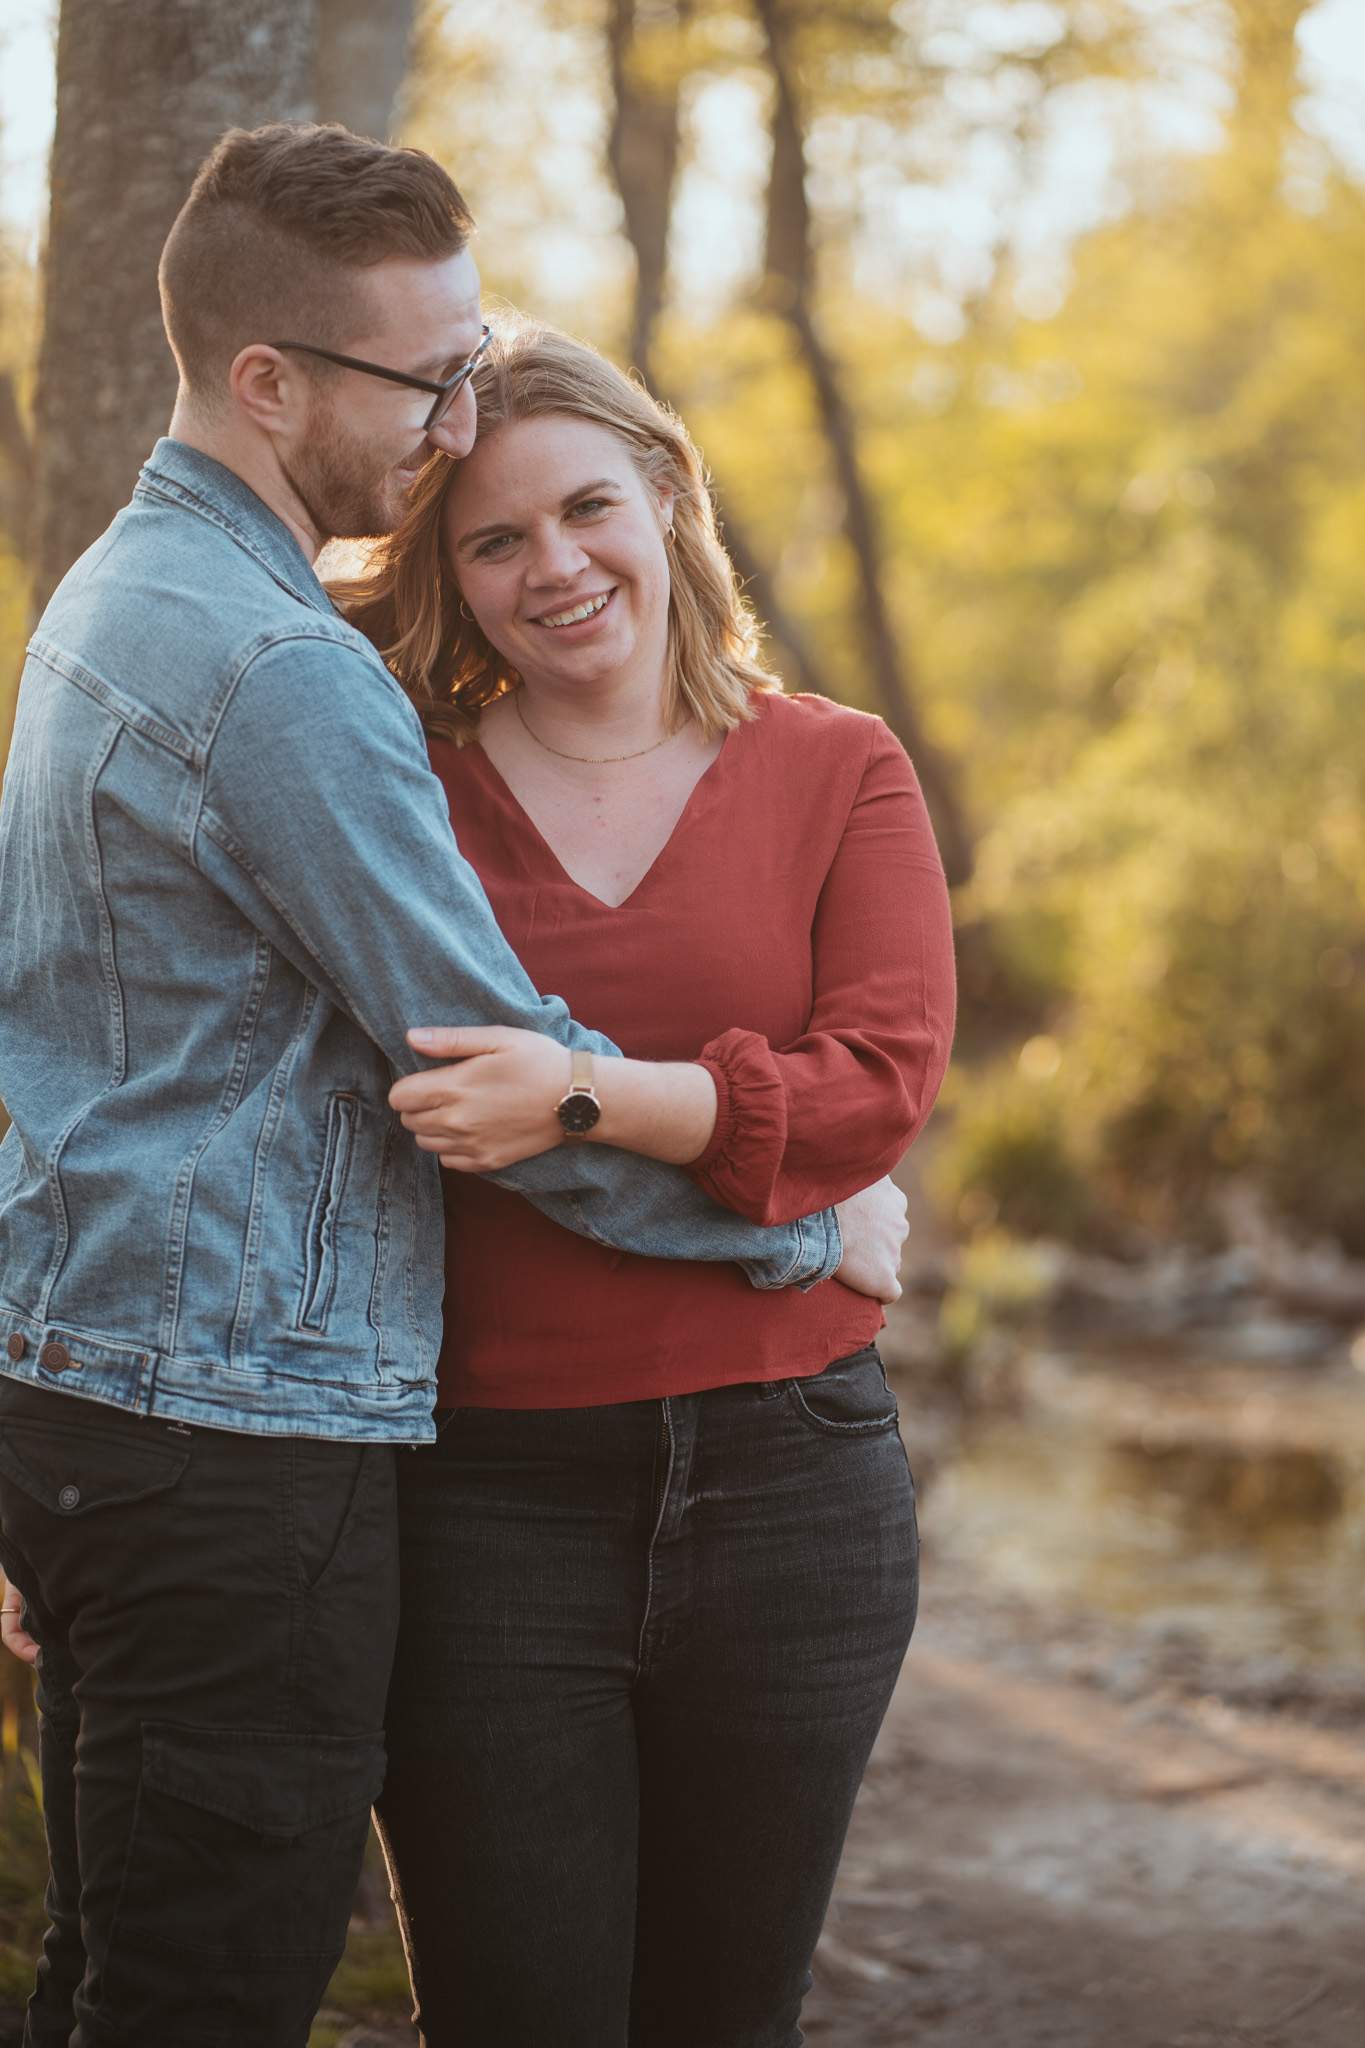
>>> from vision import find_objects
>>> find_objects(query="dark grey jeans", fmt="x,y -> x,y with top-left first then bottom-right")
377,1345 -> 919,2048
0,1375 -> 398,2048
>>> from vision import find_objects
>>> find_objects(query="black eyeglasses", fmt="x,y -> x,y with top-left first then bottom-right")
269,323 -> 494,432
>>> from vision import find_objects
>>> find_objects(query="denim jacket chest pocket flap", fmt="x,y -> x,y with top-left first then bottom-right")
0,1419 -> 189,1516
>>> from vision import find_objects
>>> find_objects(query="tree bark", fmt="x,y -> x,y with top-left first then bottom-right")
752,0 -> 974,887
315,0 -> 417,139
0,369 -> 33,561
31,0 -> 417,615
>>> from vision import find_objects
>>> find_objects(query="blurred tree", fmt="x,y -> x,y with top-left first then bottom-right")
30,0 -> 417,614
316,0 -> 418,139
602,0 -> 833,706
752,0 -> 973,885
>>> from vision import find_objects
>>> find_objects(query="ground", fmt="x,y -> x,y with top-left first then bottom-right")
797,1552 -> 1365,2047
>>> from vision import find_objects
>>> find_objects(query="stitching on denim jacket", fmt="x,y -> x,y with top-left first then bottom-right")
26,639 -> 199,764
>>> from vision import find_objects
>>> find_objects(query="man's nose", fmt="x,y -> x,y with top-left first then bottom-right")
426,378 -> 478,459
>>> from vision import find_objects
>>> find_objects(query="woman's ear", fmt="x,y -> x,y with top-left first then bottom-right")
656,485 -> 676,536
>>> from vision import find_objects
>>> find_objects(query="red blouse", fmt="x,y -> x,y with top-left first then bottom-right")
428,690 -> 955,1409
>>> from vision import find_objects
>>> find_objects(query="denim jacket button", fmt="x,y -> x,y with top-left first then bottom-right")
5,1332 -> 26,1362
58,1485 -> 80,1511
39,1341 -> 72,1373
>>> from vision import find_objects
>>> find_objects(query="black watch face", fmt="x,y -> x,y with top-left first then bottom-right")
558,1092 -> 602,1135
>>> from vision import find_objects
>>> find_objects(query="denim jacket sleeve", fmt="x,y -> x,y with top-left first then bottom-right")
195,631 -> 841,1290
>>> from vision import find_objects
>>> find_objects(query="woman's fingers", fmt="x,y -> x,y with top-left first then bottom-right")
389,1061 -> 480,1115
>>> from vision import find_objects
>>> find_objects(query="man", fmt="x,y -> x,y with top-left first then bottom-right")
0,123 -> 905,2046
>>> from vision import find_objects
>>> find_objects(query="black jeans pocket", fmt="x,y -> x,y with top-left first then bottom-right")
786,1345 -> 900,1437
0,1416 -> 188,1521
103,1723 -> 385,2044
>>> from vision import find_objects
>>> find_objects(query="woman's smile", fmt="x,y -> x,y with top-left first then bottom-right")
530,587 -> 618,634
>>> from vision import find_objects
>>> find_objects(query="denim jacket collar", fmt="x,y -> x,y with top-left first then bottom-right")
136,437 -> 333,617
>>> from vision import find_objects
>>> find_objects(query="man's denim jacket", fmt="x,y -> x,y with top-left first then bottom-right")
0,441 -> 840,1442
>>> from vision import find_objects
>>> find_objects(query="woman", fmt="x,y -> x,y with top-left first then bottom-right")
339,321 -> 956,2046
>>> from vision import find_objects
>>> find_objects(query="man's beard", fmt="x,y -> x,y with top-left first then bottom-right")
283,395 -> 411,544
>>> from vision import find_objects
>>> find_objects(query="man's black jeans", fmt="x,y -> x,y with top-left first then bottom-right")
0,1375 -> 398,2048
377,1345 -> 919,2048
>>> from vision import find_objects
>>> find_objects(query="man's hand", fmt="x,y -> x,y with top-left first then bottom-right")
1,1572 -> 39,1667
391,1026 -> 569,1172
834,1176 -> 909,1303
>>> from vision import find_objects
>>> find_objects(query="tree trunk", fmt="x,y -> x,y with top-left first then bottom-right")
605,0 -> 689,383
752,0 -> 974,888
315,0 -> 417,139
0,369 -> 33,561
601,0 -> 836,708
31,0 -> 417,615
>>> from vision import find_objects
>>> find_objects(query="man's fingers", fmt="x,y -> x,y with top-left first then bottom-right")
1,1599 -> 40,1666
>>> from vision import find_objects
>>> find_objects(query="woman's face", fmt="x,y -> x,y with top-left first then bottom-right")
442,413 -> 674,698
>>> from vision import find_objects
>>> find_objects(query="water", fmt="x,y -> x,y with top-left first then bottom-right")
921,1351 -> 1365,1676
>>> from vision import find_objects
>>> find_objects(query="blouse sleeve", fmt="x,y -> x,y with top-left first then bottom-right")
686,719 -> 956,1226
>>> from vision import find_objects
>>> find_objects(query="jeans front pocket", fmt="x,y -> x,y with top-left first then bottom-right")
785,1344 -> 900,1437
104,1723 -> 384,2046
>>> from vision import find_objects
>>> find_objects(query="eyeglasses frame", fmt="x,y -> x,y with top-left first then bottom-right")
267,323 -> 494,432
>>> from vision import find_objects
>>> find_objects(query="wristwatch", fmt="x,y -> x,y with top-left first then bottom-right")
555,1050 -> 602,1137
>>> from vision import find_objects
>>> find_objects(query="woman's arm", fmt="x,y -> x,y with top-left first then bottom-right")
685,720 -> 955,1225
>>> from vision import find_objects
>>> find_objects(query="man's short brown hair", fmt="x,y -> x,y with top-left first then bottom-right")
159,122 -> 475,404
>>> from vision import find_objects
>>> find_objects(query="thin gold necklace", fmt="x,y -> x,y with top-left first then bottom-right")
515,692 -> 677,765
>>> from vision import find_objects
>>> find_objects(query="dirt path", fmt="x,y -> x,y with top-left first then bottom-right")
800,1573 -> 1365,2048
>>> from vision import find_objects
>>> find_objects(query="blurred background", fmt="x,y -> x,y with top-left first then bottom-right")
1,2 -> 1363,2042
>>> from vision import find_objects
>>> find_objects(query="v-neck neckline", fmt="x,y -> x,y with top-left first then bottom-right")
466,722 -> 738,911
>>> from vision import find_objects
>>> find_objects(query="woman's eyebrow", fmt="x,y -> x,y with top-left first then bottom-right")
456,479 -> 624,552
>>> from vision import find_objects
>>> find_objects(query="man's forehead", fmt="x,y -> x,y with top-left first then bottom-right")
347,249 -> 482,360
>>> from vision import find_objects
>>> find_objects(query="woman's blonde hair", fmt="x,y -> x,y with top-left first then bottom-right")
332,318 -> 781,739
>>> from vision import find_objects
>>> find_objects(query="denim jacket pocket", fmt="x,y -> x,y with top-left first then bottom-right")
297,1092 -> 359,1335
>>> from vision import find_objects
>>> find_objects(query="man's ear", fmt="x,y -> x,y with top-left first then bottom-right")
229,344 -> 303,434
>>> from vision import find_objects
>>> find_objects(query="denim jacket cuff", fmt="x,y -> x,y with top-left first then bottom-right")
735,1205 -> 842,1293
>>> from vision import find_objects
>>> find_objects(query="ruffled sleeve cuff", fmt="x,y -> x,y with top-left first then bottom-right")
688,1027 -> 791,1226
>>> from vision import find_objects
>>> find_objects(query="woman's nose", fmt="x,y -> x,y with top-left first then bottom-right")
527,529 -> 591,585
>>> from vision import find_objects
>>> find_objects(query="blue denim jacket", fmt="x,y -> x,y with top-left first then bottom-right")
0,441 -> 840,1441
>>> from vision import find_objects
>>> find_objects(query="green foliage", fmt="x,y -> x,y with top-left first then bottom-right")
0,1731 -> 48,2008
930,1055 -> 1101,1247
309,1922 -> 411,2047
938,1228 -> 1055,1352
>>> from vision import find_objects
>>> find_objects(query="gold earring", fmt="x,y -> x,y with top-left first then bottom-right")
459,599 -> 475,622
664,525 -> 675,545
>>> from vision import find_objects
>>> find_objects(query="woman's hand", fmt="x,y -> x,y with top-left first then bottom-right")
390,1025 -> 570,1172
833,1176 -> 909,1303
1,1572 -> 39,1667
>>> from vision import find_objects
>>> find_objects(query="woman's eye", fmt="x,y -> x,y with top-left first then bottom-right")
571,498 -> 610,518
475,533 -> 516,558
